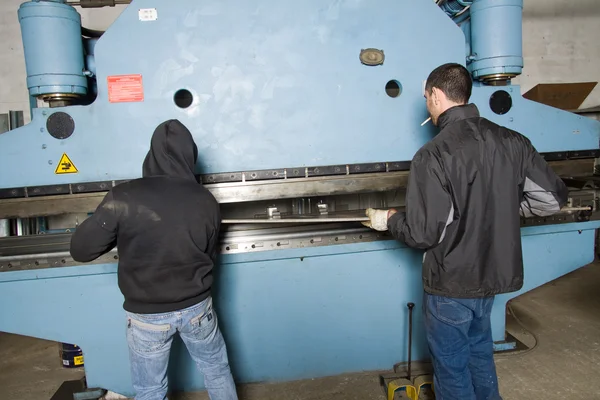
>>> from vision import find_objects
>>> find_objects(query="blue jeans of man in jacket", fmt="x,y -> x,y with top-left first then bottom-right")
424,293 -> 502,400
126,297 -> 237,400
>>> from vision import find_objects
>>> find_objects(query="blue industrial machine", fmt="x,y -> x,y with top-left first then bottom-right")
1,0 -> 599,397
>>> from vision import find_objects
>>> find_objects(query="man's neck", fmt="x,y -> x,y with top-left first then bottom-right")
439,101 -> 464,116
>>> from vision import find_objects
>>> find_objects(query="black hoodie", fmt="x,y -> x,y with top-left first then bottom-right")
70,120 -> 221,314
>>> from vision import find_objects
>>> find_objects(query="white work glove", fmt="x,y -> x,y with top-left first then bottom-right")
101,391 -> 128,400
362,208 -> 392,231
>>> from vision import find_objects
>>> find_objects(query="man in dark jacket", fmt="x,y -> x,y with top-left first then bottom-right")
363,63 -> 568,399
70,120 -> 237,400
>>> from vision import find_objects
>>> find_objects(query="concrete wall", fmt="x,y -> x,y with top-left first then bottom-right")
0,0 -> 599,122
515,0 -> 600,108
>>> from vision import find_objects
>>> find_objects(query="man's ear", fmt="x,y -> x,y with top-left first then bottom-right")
432,87 -> 444,105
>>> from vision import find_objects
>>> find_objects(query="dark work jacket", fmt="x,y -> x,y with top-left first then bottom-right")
388,104 -> 568,298
70,120 -> 221,314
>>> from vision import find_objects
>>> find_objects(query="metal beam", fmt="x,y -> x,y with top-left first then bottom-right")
0,172 -> 409,219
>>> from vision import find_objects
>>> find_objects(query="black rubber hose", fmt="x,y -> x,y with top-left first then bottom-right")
67,0 -> 131,7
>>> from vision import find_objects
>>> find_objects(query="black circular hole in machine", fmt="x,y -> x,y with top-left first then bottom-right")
385,80 -> 402,98
174,89 -> 194,109
489,90 -> 513,115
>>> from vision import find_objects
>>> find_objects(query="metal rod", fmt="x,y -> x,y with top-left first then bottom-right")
407,302 -> 415,380
222,217 -> 369,224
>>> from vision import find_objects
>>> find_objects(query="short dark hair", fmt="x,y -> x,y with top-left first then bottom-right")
425,63 -> 472,104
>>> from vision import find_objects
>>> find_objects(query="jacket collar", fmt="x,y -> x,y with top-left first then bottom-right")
437,103 -> 480,130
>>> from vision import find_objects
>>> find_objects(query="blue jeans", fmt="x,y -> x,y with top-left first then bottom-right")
126,297 -> 237,400
424,293 -> 502,400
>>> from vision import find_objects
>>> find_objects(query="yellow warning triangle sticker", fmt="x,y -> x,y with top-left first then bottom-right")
55,153 -> 78,174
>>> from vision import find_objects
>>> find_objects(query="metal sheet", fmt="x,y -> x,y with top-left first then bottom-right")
223,215 -> 369,223
228,208 -> 600,224
0,233 -> 73,256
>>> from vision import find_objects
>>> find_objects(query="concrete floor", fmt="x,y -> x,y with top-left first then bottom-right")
2,263 -> 600,400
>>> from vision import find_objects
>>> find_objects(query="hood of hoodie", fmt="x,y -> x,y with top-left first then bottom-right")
142,120 -> 198,180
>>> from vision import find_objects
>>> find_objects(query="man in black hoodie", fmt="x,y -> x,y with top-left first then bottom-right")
70,120 -> 237,400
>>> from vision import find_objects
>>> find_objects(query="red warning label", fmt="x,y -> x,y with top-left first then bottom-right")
107,74 -> 144,103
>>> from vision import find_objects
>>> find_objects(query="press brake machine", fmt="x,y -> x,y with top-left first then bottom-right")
0,0 -> 599,396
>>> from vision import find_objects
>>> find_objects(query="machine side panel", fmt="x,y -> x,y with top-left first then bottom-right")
471,85 -> 600,153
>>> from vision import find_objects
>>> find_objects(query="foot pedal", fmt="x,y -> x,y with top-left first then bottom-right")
380,375 -> 418,400
413,375 -> 434,400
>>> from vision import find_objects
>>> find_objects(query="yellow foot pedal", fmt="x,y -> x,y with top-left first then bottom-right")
413,375 -> 435,400
387,378 -> 417,400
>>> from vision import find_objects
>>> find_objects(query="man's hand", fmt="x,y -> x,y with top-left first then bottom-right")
362,208 -> 397,231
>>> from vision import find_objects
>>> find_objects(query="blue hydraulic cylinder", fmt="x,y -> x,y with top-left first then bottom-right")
469,0 -> 523,81
18,0 -> 88,99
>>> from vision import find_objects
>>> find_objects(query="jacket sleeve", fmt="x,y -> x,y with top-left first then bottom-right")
387,150 -> 454,250
70,191 -> 119,262
520,141 -> 569,218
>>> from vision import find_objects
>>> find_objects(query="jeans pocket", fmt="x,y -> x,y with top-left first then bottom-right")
188,304 -> 217,341
434,297 -> 472,326
127,317 -> 170,353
